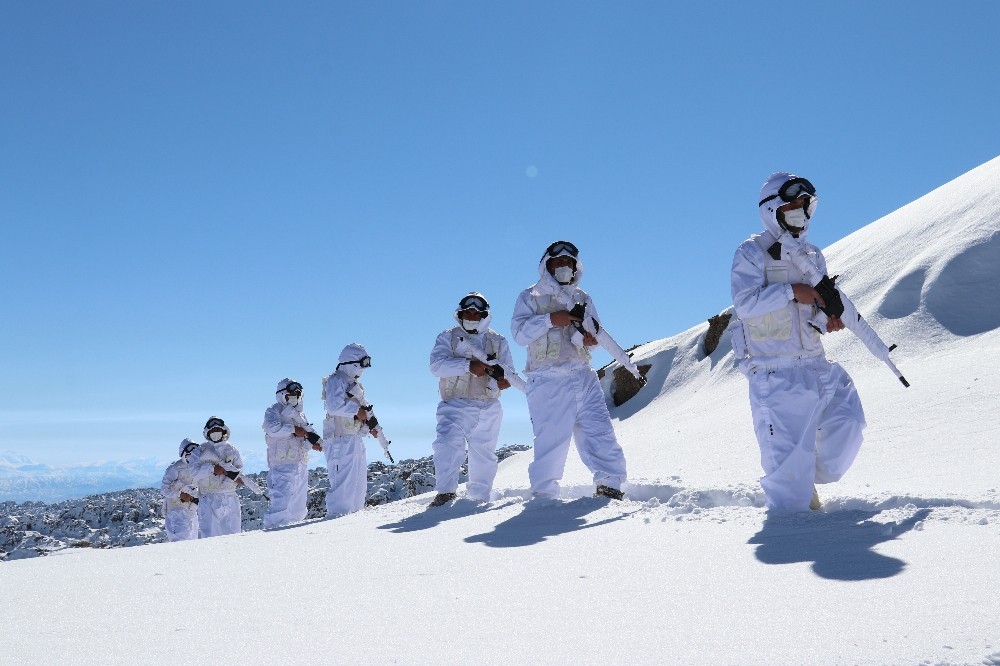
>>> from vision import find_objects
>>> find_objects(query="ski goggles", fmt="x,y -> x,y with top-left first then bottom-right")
283,381 -> 303,395
543,240 -> 579,259
205,417 -> 226,431
759,177 -> 817,207
341,356 -> 371,368
458,294 -> 489,313
182,442 -> 199,456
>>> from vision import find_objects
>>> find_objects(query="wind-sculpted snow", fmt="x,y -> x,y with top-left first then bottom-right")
0,445 -> 529,562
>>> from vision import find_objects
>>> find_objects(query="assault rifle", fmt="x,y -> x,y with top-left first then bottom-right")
223,469 -> 266,497
342,379 -> 395,463
358,405 -> 394,464
454,335 -> 527,392
346,386 -> 394,463
568,302 -> 646,384
779,232 -> 910,388
290,411 -> 323,450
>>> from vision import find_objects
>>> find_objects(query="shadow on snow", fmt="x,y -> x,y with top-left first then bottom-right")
747,508 -> 931,581
377,498 -> 514,534
463,497 -> 637,548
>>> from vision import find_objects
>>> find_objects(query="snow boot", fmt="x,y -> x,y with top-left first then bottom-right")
429,492 -> 457,507
594,485 -> 624,500
809,485 -> 823,511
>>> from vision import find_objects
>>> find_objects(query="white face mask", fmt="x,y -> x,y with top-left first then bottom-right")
208,430 -> 225,443
285,395 -> 300,407
781,208 -> 809,234
553,266 -> 575,284
461,318 -> 480,333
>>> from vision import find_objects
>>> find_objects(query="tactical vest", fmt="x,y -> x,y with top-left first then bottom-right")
195,443 -> 240,494
439,329 -> 503,401
528,295 -> 591,368
738,233 -> 822,354
323,375 -> 365,436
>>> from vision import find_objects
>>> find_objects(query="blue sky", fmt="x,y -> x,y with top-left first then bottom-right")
2,2 -> 998,468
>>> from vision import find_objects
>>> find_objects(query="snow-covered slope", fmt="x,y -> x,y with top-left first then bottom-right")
1,159 -> 998,665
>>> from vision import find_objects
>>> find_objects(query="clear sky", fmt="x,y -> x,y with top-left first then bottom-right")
2,1 -> 999,468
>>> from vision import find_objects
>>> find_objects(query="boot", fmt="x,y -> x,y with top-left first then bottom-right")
809,485 -> 822,511
429,492 -> 457,507
594,485 -> 624,500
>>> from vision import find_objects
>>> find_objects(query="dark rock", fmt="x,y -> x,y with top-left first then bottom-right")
611,364 -> 652,407
703,313 -> 733,356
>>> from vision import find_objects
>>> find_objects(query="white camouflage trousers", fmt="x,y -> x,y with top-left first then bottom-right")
263,462 -> 309,528
164,503 -> 198,542
197,492 -> 242,538
432,398 -> 502,501
748,359 -> 866,510
526,366 -> 627,498
324,434 -> 367,517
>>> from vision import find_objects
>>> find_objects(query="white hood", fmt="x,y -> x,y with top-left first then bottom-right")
531,245 -> 585,307
178,438 -> 199,460
274,377 -> 304,412
758,171 -> 814,240
452,291 -> 493,333
202,417 -> 231,442
336,343 -> 369,378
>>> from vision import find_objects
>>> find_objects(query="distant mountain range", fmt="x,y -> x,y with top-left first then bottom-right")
1,445 -> 529,561
0,450 -> 266,503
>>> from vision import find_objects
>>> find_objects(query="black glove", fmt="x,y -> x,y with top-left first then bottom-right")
485,364 -> 505,381
814,275 -> 845,318
305,431 -> 321,445
569,302 -> 587,320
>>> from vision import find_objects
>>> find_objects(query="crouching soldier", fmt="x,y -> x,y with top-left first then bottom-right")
160,438 -> 200,541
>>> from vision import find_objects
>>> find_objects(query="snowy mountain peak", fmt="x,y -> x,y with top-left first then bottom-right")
0,451 -> 38,468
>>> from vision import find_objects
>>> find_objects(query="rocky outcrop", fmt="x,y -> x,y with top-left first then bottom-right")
703,312 -> 732,356
611,364 -> 652,407
1,445 -> 530,562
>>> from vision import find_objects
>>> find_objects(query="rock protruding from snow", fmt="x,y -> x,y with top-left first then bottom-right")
1,445 -> 529,562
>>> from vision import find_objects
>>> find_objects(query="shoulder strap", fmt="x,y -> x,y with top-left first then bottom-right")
753,231 -> 782,260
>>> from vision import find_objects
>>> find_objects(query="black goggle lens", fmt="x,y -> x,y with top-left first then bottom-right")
285,381 -> 303,394
544,241 -> 579,259
778,178 -> 816,202
458,295 -> 489,312
205,418 -> 225,430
